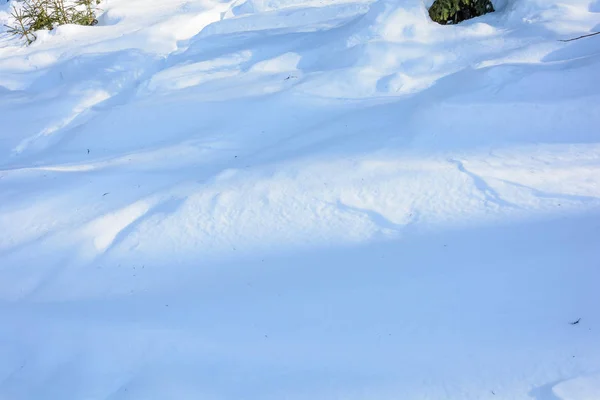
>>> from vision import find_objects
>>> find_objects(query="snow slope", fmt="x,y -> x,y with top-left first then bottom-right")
1,0 -> 600,398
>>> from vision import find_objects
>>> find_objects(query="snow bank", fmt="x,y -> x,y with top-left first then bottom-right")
553,374 -> 600,400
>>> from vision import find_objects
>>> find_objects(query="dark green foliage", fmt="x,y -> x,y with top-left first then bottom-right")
5,0 -> 100,45
428,0 -> 494,25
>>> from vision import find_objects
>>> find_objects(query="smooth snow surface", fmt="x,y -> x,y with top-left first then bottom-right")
1,0 -> 600,398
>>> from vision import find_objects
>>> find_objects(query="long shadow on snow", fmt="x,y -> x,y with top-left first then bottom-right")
3,212 -> 600,399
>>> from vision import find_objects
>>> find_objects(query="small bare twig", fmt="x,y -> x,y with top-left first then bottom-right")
559,32 -> 600,42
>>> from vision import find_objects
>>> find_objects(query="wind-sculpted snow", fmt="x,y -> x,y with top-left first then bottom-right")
1,0 -> 600,398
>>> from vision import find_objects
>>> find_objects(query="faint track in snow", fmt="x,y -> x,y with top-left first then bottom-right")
334,199 -> 419,236
335,200 -> 403,232
449,158 -> 520,210
99,196 -> 187,255
498,178 -> 600,204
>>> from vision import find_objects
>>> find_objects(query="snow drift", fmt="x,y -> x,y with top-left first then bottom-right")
0,0 -> 600,398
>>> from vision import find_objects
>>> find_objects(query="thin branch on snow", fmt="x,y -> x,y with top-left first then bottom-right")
559,31 -> 600,42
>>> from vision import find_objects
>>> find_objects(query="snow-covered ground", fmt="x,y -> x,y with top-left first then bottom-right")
1,0 -> 600,398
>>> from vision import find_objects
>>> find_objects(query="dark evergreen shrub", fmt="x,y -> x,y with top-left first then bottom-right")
5,0 -> 100,44
429,0 -> 494,25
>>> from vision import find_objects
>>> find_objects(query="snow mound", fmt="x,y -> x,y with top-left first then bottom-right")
553,374 -> 600,400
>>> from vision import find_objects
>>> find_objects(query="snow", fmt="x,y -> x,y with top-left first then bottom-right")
1,0 -> 600,398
